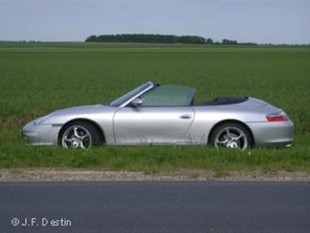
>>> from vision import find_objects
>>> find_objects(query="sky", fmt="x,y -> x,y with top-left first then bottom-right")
0,0 -> 309,44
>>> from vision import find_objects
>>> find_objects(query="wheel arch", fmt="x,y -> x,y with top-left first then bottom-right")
208,120 -> 255,147
57,118 -> 106,145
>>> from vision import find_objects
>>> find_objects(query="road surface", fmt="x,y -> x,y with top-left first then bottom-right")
0,182 -> 309,233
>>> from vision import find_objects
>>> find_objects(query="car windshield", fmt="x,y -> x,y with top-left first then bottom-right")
109,82 -> 154,107
140,85 -> 195,106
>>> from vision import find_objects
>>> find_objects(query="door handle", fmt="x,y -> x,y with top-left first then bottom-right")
180,114 -> 192,119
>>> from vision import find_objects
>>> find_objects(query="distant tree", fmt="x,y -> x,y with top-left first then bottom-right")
206,38 -> 214,44
85,35 -> 98,42
239,42 -> 258,46
179,36 -> 205,44
85,34 -> 259,46
85,34 -> 206,44
222,39 -> 238,45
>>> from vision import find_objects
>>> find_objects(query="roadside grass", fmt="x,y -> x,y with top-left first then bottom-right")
0,129 -> 309,177
0,42 -> 309,176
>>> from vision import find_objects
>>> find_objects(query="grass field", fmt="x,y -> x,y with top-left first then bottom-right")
0,42 -> 309,176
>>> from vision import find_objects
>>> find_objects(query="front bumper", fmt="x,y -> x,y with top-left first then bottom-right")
21,121 -> 62,146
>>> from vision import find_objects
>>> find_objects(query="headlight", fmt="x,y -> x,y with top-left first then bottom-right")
32,113 -> 53,126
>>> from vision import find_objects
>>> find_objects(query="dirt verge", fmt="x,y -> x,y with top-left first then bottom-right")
1,169 -> 309,182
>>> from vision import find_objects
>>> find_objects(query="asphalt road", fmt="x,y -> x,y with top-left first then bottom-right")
0,182 -> 309,233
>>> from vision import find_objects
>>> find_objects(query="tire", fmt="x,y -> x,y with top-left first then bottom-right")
59,121 -> 102,149
209,123 -> 253,150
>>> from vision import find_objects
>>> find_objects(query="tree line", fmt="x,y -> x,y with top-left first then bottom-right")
85,34 -> 257,45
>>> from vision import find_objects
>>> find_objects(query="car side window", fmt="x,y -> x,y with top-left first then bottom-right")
140,85 -> 195,107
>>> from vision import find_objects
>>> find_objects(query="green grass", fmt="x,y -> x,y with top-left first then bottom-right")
0,42 -> 309,176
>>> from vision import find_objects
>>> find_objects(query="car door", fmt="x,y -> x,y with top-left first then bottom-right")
113,84 -> 196,145
113,106 -> 194,144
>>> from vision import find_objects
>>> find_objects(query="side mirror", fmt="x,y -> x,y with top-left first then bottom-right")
131,98 -> 143,107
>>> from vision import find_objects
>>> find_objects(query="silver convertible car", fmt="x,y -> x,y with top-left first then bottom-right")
22,81 -> 293,150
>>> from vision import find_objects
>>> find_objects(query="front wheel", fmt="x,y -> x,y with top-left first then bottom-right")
209,123 -> 253,150
59,121 -> 102,149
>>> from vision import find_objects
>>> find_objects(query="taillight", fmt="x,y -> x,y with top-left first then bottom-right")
266,112 -> 289,122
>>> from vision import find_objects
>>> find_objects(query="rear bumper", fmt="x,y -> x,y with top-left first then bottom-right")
247,120 -> 294,148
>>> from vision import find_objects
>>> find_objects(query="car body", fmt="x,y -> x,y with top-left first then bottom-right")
22,81 -> 294,150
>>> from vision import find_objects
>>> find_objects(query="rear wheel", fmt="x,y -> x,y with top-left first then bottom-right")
209,123 -> 253,150
59,121 -> 102,149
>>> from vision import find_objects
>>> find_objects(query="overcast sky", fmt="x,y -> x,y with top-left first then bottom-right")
0,0 -> 309,44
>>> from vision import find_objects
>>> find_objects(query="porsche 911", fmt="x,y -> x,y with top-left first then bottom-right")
22,81 -> 294,150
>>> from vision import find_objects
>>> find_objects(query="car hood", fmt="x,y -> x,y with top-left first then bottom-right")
53,104 -> 111,115
40,104 -> 116,125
